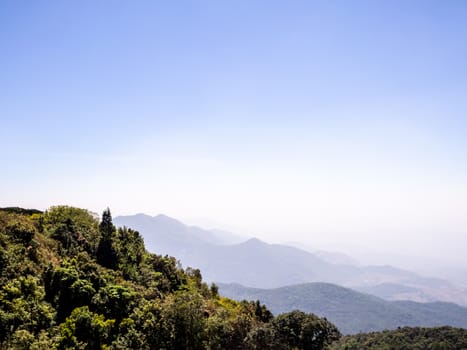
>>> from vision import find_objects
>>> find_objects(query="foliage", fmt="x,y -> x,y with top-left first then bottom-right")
0,207 -> 42,216
273,310 -> 341,350
43,205 -> 100,253
330,326 -> 467,350
0,206 -> 342,349
96,208 -> 118,269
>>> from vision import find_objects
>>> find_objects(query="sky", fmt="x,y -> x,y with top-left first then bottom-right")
1,1 -> 467,267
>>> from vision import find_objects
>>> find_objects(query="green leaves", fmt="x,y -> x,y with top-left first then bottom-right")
0,276 -> 54,344
96,208 -> 118,270
92,284 -> 136,321
6,220 -> 36,245
115,226 -> 145,281
330,326 -> 467,350
43,206 -> 100,253
273,311 -> 341,350
58,306 -> 115,350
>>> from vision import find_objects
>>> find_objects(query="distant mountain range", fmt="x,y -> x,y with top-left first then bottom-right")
217,282 -> 467,334
114,213 -> 244,248
114,214 -> 467,307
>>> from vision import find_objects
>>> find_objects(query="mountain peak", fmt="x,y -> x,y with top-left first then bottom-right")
152,213 -> 185,227
132,213 -> 152,218
153,213 -> 173,219
244,237 -> 265,245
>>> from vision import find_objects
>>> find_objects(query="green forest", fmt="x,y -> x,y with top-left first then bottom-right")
330,326 -> 467,350
0,206 -> 465,350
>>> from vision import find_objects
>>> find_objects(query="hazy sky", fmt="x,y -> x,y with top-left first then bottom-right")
1,1 -> 467,266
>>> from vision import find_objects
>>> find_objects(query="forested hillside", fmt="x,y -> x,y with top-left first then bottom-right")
330,326 -> 467,350
0,206 -> 340,349
218,283 -> 467,334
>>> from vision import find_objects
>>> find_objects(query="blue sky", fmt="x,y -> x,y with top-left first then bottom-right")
1,1 -> 467,265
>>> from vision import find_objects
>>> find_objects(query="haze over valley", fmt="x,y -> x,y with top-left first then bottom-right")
114,213 -> 467,308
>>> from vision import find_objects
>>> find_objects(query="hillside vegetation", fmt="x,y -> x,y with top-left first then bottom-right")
0,206 -> 340,349
218,283 -> 467,334
330,326 -> 467,350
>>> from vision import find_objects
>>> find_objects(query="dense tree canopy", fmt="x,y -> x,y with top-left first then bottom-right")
330,326 -> 467,350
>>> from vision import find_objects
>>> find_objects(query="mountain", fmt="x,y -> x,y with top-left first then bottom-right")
114,213 -> 243,251
283,241 -> 360,266
218,282 -> 467,335
114,214 -> 357,287
114,214 -> 467,306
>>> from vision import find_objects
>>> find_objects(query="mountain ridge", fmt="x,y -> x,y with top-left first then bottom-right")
114,213 -> 467,307
217,282 -> 467,334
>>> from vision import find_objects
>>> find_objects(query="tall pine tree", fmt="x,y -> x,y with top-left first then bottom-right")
96,208 -> 118,269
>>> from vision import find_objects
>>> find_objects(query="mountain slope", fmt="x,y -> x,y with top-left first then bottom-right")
114,214 -> 467,306
114,213 -> 242,251
218,282 -> 467,334
115,214 -> 359,287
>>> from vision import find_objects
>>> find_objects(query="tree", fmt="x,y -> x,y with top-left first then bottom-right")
43,206 -> 99,253
43,259 -> 96,322
274,310 -> 340,350
245,324 -> 285,350
96,208 -> 118,269
116,226 -> 145,280
92,284 -> 136,322
57,306 -> 114,350
161,291 -> 207,350
6,220 -> 36,245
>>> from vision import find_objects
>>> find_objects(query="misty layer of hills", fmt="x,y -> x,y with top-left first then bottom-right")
217,282 -> 467,334
113,213 -> 467,334
114,214 -> 467,308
